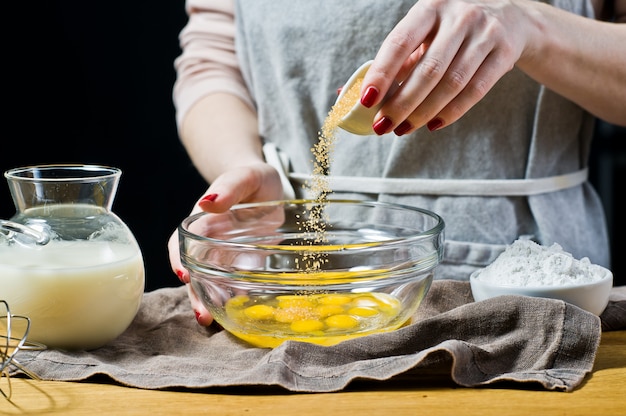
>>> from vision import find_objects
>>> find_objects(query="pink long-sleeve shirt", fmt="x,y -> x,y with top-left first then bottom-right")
173,0 -> 252,130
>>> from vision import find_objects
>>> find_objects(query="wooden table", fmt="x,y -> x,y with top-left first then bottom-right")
4,330 -> 625,416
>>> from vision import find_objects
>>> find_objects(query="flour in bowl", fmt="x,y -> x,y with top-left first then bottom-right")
475,239 -> 605,287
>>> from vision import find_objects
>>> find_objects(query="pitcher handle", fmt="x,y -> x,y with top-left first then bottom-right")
0,220 -> 50,245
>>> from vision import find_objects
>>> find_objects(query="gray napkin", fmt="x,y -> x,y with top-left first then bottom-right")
15,280 -> 622,393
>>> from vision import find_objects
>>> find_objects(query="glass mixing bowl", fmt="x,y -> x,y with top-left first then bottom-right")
179,199 -> 444,348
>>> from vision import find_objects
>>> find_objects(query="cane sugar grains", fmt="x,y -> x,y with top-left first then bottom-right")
296,78 -> 364,273
308,77 -> 363,202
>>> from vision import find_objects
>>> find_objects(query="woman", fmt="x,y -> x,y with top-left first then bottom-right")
169,0 -> 626,325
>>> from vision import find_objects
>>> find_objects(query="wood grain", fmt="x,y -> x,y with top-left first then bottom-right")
4,331 -> 625,416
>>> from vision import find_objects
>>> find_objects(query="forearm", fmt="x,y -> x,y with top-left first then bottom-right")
517,1 -> 626,126
179,92 -> 263,183
173,0 -> 253,133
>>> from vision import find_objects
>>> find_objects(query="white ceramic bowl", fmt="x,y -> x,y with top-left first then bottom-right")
470,266 -> 613,316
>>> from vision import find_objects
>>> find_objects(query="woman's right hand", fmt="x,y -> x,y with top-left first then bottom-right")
167,161 -> 284,326
362,0 -> 626,134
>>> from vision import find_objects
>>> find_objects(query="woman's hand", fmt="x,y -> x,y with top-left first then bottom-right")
363,0 -> 533,135
167,162 -> 284,326
363,0 -> 626,134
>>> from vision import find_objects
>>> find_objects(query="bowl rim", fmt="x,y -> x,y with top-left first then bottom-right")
179,198 -> 445,251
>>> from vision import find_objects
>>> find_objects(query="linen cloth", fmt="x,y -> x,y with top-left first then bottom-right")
15,280 -> 625,393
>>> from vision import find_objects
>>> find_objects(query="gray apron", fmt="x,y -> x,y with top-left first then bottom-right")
235,0 -> 610,279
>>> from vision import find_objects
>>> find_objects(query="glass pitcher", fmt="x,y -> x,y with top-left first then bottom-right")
0,165 -> 145,350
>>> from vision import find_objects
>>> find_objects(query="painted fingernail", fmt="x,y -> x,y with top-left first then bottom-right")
200,193 -> 218,203
394,120 -> 413,136
175,269 -> 186,283
360,86 -> 379,108
373,116 -> 393,135
194,310 -> 202,323
336,86 -> 343,95
427,118 -> 444,132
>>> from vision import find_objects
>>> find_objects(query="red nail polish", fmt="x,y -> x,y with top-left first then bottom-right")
373,116 -> 393,135
360,86 -> 379,108
336,86 -> 343,95
427,118 -> 444,132
175,269 -> 186,283
194,310 -> 201,323
200,194 -> 218,203
394,120 -> 413,136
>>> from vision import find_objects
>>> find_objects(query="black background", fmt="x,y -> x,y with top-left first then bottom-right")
2,1 -> 205,291
2,2 -> 624,289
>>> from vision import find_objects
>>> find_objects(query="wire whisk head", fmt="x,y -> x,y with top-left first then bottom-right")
1,300 -> 46,401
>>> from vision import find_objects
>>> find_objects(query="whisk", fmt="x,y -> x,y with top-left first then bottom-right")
1,300 -> 46,401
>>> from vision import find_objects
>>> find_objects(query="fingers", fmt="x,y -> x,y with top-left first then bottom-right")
167,164 -> 264,283
187,284 -> 214,326
168,218 -> 214,326
168,228 -> 211,325
168,229 -> 189,285
421,51 -> 512,131
168,231 -> 214,326
168,163 -> 284,326
198,163 -> 284,213
362,2 -> 436,106
382,12 -> 468,132
362,0 -> 524,135
394,25 -> 510,133
196,169 -> 261,214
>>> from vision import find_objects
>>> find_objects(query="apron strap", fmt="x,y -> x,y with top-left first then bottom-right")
263,143 -> 297,200
263,143 -> 588,198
